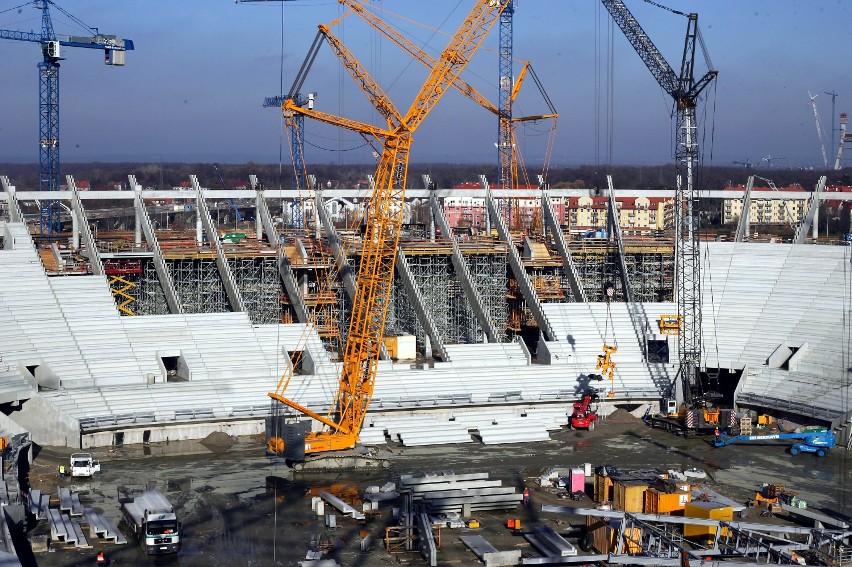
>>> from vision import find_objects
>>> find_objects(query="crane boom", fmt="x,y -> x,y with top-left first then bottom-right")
317,24 -> 403,129
269,0 -> 509,457
601,0 -> 716,406
339,0 -> 557,190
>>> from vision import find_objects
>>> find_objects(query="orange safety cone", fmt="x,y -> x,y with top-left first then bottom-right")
96,549 -> 107,564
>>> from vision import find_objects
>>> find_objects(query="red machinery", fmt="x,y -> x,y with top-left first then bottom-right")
570,389 -> 600,431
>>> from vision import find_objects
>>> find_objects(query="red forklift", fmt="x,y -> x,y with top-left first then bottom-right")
570,389 -> 600,431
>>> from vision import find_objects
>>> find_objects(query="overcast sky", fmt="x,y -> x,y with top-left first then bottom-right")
1,0 -> 850,170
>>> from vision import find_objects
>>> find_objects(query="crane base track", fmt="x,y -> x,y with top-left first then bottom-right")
290,451 -> 390,473
648,416 -> 721,438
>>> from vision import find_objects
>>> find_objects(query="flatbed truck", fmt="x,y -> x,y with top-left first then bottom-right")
119,488 -> 181,554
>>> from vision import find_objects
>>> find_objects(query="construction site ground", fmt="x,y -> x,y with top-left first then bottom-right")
22,411 -> 852,566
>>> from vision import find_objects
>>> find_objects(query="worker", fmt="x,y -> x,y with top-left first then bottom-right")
58,464 -> 65,477
522,487 -> 530,507
714,428 -> 720,441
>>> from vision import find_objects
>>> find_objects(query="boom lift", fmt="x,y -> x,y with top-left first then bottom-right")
714,429 -> 835,457
266,0 -> 510,462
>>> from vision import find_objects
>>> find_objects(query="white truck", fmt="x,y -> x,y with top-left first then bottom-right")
69,453 -> 100,477
119,488 -> 181,554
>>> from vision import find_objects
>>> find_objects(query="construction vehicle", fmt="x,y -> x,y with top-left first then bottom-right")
602,1 -> 726,434
570,389 -> 600,431
714,429 -> 835,457
265,1 -> 511,464
69,453 -> 100,477
119,488 -> 181,554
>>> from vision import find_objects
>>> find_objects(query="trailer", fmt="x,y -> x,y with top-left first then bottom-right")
119,488 -> 181,554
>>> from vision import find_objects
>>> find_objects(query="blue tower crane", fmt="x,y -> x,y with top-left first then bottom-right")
1,1 -> 133,236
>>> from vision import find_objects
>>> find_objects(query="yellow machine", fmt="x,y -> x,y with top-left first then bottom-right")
658,314 -> 682,335
266,0 -> 511,459
596,344 -> 618,398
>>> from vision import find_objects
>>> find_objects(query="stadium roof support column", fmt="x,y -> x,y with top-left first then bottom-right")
395,248 -> 450,360
315,190 -> 356,300
541,188 -> 586,302
607,176 -> 633,303
251,176 -> 277,247
734,175 -> 755,243
0,176 -> 24,223
130,176 -> 183,314
430,194 -> 499,342
67,176 -> 104,277
190,176 -> 245,313
794,176 -> 827,244
277,248 -> 309,324
485,189 -> 556,341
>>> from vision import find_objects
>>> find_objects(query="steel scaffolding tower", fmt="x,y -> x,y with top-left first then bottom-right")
465,248 -> 509,342
137,259 -> 170,316
229,257 -> 280,324
171,259 -> 229,314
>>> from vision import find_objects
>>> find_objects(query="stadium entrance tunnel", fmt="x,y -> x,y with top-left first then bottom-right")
700,367 -> 742,407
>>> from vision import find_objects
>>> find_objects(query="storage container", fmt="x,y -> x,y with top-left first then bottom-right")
683,501 -> 733,540
613,481 -> 647,513
645,488 -> 691,514
593,473 -> 613,503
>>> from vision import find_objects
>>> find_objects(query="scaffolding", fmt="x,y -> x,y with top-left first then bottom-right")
228,256 -> 280,324
569,241 -> 674,303
463,246 -> 509,342
137,259 -> 170,315
170,258 -> 229,314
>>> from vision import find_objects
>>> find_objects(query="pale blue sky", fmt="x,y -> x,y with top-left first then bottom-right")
1,1 -> 850,168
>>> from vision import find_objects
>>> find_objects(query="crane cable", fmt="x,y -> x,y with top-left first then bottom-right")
641,0 -> 686,17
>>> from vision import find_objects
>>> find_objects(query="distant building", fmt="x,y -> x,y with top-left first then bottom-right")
722,185 -> 808,225
441,183 -> 671,236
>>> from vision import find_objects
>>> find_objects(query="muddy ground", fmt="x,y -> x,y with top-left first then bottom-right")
20,412 -> 852,566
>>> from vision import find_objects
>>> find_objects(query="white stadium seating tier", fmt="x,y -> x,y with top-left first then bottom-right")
0,219 -> 850,442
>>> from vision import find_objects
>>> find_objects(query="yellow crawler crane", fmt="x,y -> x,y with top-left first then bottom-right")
267,0 -> 510,459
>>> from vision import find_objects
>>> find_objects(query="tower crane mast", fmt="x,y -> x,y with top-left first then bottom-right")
600,0 -> 716,407
498,0 -> 514,223
0,1 -> 133,236
268,0 -> 510,459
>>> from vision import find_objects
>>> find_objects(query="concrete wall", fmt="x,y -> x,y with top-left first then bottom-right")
10,395 -> 80,448
82,419 -> 264,449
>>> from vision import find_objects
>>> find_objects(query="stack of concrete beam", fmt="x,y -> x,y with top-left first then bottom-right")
399,472 -> 522,514
524,525 -> 577,558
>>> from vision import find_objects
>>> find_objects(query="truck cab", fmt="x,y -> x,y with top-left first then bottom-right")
69,453 -> 100,477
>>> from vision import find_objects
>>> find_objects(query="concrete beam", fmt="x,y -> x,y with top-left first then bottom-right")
485,189 -> 555,341
190,176 -> 245,313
